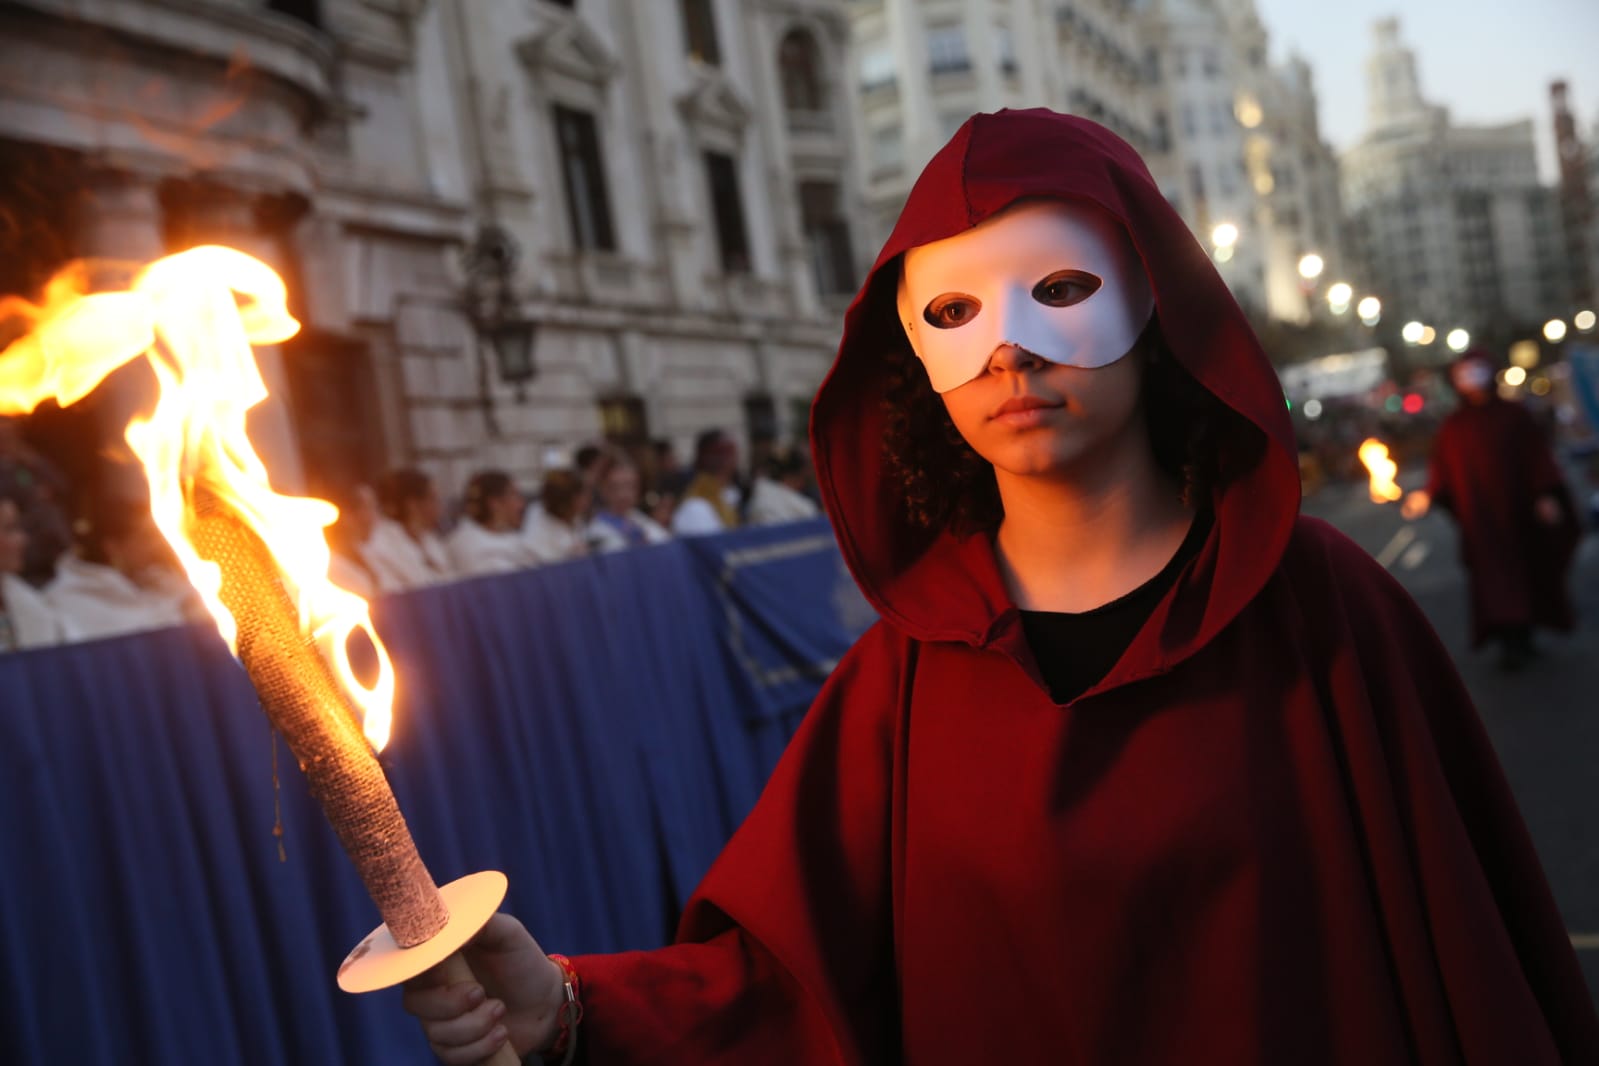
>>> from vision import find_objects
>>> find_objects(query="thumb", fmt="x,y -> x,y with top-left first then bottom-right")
467,913 -> 539,956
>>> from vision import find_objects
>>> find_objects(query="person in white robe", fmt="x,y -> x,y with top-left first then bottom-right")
446,470 -> 538,577
523,468 -> 595,564
588,454 -> 672,553
0,494 -> 62,650
362,468 -> 454,592
746,448 -> 821,526
325,482 -> 381,601
44,493 -> 192,644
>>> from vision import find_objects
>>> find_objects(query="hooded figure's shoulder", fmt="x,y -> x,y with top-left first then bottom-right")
831,618 -> 917,692
1275,514 -> 1430,635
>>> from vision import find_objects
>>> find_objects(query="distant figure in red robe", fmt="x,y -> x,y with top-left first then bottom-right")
403,111 -> 1599,1065
1404,349 -> 1581,669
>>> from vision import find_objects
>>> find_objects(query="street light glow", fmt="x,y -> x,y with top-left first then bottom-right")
1543,318 -> 1568,342
1356,296 -> 1381,326
1509,340 -> 1540,369
1504,366 -> 1527,387
1326,281 -> 1353,306
1211,222 -> 1239,249
1419,325 -> 1436,345
1446,328 -> 1470,352
1576,309 -> 1596,332
1297,254 -> 1325,280
1401,320 -> 1426,344
1235,95 -> 1264,129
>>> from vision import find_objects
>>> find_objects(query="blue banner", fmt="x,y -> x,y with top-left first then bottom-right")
0,521 -> 877,1065
682,518 -> 876,721
1569,343 -> 1599,435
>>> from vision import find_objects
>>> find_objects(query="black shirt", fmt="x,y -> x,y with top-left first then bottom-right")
1019,510 -> 1212,704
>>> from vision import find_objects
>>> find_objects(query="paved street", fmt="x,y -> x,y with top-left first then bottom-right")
1301,470 -> 1599,1007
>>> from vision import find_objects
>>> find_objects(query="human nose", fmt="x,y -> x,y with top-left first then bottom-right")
986,342 -> 1047,375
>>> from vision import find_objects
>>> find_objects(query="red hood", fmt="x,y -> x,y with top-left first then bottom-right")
810,109 -> 1300,690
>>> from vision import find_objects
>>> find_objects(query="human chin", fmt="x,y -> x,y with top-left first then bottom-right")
976,418 -> 1094,478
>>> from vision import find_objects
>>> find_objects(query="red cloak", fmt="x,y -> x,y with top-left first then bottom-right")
573,111 -> 1599,1064
1425,361 -> 1580,646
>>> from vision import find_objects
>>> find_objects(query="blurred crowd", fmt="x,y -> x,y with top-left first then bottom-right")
0,419 -> 821,654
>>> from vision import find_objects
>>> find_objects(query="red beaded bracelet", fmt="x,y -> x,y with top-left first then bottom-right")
543,954 -> 583,1066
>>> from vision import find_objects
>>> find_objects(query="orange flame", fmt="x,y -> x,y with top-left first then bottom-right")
1357,438 -> 1403,505
0,247 -> 397,749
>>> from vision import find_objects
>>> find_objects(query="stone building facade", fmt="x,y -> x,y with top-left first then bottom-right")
848,0 -> 1164,252
846,0 -> 1345,332
0,0 -> 867,503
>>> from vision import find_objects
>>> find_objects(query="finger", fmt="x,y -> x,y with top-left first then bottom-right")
467,912 -> 534,955
426,996 -> 506,1050
402,980 -> 484,1022
431,1023 -> 509,1066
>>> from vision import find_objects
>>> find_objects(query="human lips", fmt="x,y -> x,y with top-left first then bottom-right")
989,395 -> 1064,422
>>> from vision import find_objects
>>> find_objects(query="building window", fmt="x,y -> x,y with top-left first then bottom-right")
926,23 -> 970,75
553,105 -> 617,252
743,393 -> 777,447
598,394 -> 649,450
859,44 -> 895,91
681,0 -> 721,65
799,181 -> 856,296
267,0 -> 322,28
778,28 -> 826,112
870,124 -> 903,175
704,151 -> 751,274
996,23 -> 1018,76
1188,163 -> 1206,205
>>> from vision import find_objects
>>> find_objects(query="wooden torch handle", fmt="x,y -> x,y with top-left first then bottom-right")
430,951 -> 526,1066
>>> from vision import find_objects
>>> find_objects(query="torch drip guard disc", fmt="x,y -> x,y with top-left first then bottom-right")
336,870 -> 509,993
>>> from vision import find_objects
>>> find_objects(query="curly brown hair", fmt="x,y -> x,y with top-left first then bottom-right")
880,316 -> 1240,534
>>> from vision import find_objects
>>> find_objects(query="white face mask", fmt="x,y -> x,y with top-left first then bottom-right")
896,199 -> 1154,394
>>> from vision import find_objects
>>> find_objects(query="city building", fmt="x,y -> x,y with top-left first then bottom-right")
1340,19 -> 1568,356
1141,0 -> 1268,313
845,0 -> 1349,338
1551,80 -> 1597,313
847,0 -> 1162,252
0,0 -> 867,502
1141,0 -> 1345,325
1250,56 -> 1346,324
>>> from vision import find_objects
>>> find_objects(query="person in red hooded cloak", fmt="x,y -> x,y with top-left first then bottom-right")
404,111 -> 1599,1065
1403,349 -> 1581,670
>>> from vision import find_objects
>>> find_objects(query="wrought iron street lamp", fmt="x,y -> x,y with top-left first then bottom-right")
462,225 -> 537,407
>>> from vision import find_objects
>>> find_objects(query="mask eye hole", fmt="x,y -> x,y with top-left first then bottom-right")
1031,270 -> 1102,308
922,293 -> 982,330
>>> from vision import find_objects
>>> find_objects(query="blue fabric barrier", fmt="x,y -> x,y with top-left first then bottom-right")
0,518 -> 871,1065
1570,344 -> 1599,435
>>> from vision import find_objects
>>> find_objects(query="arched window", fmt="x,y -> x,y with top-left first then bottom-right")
778,29 -> 826,113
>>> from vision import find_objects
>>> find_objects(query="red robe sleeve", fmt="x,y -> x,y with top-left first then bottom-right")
571,622 -> 906,1064
1422,419 -> 1457,514
1295,521 -> 1599,1063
